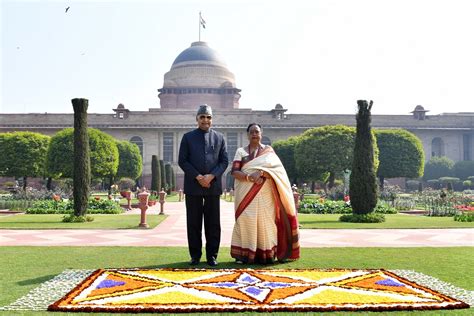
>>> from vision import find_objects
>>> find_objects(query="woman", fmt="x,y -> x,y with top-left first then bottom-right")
230,123 -> 300,264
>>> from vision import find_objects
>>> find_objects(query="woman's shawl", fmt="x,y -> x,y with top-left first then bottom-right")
234,147 -> 300,261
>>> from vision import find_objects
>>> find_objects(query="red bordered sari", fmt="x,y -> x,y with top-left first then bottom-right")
230,145 -> 300,263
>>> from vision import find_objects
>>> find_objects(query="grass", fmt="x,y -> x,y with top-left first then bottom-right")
298,213 -> 474,229
0,247 -> 472,315
2,213 -> 473,230
0,214 -> 167,229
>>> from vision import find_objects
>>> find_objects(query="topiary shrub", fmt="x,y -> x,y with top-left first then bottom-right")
423,157 -> 454,180
453,160 -> 474,180
405,180 -> 420,192
426,179 -> 440,189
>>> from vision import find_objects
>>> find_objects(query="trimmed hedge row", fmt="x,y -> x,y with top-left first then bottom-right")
298,199 -> 397,214
26,199 -> 123,214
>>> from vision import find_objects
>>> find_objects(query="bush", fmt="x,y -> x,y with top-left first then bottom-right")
299,199 -> 396,214
423,157 -> 454,180
26,198 -> 123,214
62,214 -> 94,222
26,200 -> 72,214
454,212 -> 474,222
0,199 -> 35,211
453,160 -> 474,180
374,202 -> 398,214
405,180 -> 420,192
117,177 -> 135,191
299,199 -> 351,214
86,199 -> 123,214
339,213 -> 385,223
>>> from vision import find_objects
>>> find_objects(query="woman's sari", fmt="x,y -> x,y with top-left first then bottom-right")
230,146 -> 300,263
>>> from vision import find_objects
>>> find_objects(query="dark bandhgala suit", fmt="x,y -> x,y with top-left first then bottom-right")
178,128 -> 228,262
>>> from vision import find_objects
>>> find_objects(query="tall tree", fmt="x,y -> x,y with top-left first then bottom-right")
375,129 -> 425,190
116,140 -> 142,180
272,136 -> 300,184
159,159 -> 166,191
350,100 -> 378,214
72,98 -> 90,217
170,165 -> 176,191
47,128 -> 119,179
0,131 -> 50,189
295,125 -> 357,188
165,163 -> 172,193
151,155 -> 161,192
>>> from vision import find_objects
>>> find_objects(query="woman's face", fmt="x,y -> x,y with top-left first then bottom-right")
247,124 -> 262,144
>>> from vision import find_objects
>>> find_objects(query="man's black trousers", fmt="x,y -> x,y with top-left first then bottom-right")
185,195 -> 221,261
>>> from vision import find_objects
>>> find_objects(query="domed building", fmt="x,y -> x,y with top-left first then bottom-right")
158,41 -> 241,110
0,41 -> 473,189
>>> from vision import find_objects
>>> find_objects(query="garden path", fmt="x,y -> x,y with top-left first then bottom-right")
0,200 -> 472,247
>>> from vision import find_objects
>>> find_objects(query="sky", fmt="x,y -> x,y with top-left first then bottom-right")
1,0 -> 474,115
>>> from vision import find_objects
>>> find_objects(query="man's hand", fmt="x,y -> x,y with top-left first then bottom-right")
196,174 -> 212,188
201,174 -> 215,188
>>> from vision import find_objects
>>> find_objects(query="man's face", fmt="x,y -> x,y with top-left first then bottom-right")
197,114 -> 212,131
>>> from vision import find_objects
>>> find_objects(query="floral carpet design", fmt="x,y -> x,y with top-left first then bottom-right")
48,268 -> 469,313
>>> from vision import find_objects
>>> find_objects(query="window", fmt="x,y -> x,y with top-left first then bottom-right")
163,132 -> 174,162
463,134 -> 472,161
431,137 -> 444,157
227,132 -> 238,160
119,112 -> 124,119
130,136 -> 143,158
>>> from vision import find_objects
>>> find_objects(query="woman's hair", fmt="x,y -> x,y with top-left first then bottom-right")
246,123 -> 262,133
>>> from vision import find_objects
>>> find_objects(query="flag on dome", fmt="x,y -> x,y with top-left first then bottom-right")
200,12 -> 206,29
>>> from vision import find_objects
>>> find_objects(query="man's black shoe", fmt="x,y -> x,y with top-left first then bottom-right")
189,258 -> 200,266
207,257 -> 218,267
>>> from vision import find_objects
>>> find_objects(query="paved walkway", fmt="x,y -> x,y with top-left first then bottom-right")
0,200 -> 472,247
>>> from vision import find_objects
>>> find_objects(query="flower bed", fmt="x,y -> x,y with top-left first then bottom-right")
47,268 -> 469,313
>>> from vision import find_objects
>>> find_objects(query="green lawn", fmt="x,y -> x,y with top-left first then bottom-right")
2,213 -> 473,230
0,247 -> 472,315
0,214 -> 167,229
298,213 -> 474,229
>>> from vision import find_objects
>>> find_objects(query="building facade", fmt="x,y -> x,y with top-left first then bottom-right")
1,42 -> 473,188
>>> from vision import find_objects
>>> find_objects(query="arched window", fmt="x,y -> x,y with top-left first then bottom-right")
262,136 -> 271,146
431,137 -> 444,157
130,136 -> 143,158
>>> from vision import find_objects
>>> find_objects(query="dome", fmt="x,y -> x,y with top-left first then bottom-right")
414,105 -> 425,111
172,42 -> 226,67
117,103 -> 125,109
159,41 -> 240,110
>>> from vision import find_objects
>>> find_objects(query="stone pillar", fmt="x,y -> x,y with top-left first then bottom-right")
138,188 -> 150,228
159,188 -> 167,215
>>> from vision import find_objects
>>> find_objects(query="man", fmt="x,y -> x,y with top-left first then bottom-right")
178,104 -> 229,267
